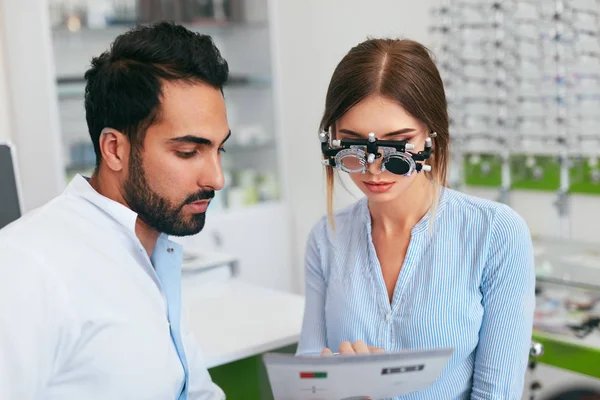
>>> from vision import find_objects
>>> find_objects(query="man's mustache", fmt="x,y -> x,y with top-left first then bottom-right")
184,190 -> 215,205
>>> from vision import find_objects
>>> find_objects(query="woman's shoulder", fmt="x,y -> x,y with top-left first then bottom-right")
441,188 -> 529,235
308,198 -> 368,243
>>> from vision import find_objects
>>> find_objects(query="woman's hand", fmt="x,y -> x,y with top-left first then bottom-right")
321,340 -> 384,356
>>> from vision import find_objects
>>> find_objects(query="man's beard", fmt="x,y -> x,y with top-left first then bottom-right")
123,149 -> 214,236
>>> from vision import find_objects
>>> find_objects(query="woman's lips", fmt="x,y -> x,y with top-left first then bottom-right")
363,181 -> 395,193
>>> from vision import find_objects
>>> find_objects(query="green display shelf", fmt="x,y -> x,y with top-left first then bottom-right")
569,156 -> 600,195
463,153 -> 502,187
510,155 -> 561,191
532,331 -> 600,379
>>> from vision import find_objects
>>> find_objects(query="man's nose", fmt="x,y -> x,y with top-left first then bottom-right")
201,153 -> 225,191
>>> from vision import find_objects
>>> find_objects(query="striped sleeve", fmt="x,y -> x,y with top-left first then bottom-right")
296,220 -> 328,355
471,205 -> 536,400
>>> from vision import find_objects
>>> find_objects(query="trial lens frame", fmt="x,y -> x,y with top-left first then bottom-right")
318,130 -> 435,176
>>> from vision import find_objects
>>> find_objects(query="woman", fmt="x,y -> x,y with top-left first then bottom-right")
297,38 -> 535,399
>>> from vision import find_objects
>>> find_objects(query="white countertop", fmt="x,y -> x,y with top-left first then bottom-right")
533,237 -> 600,289
182,279 -> 306,369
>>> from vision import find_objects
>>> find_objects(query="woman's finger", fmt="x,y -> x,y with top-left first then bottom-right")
338,341 -> 355,354
368,346 -> 385,354
352,340 -> 370,355
321,348 -> 334,356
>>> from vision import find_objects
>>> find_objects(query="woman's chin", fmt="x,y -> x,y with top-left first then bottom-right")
361,187 -> 402,203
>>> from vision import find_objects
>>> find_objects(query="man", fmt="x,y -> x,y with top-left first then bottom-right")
0,22 -> 229,399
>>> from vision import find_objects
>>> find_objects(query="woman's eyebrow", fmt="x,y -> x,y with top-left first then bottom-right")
338,128 -> 416,138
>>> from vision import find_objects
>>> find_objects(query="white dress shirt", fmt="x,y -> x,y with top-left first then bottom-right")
0,175 -> 225,400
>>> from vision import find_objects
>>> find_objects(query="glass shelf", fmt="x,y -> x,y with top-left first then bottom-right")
48,0 -> 268,31
56,74 -> 271,100
64,160 -> 280,209
49,0 -> 281,212
51,20 -> 268,33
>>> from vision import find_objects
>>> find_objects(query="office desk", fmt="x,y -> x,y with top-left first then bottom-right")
182,278 -> 305,369
181,277 -> 305,399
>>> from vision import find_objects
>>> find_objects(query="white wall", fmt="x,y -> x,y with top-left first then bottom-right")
0,1 -> 12,143
0,0 -> 65,212
270,0 -> 438,293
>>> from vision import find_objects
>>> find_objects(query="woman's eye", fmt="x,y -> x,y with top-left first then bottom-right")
218,147 -> 226,154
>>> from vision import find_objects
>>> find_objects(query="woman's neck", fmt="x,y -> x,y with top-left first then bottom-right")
369,176 -> 434,235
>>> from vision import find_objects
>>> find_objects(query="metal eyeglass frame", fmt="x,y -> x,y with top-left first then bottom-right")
319,129 -> 436,176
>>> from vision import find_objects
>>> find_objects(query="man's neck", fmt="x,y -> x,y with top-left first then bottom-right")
135,219 -> 161,258
89,172 -> 160,257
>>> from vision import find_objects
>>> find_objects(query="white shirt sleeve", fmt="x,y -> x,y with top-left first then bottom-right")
181,304 -> 226,400
0,244 -> 71,400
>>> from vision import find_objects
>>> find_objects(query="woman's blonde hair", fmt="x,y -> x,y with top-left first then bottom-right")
320,38 -> 450,229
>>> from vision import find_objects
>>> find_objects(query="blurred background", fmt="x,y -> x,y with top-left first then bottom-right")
1,0 -> 600,399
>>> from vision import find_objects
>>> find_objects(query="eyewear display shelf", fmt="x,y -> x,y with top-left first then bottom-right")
532,236 -> 600,379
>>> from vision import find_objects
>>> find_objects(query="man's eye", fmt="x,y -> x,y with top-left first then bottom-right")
218,147 -> 226,154
176,151 -> 196,159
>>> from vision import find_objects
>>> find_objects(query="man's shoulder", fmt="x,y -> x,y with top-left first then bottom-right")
0,203 -> 66,295
0,193 -> 91,267
0,194 -> 68,242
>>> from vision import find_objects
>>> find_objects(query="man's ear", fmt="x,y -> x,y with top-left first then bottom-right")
98,128 -> 130,172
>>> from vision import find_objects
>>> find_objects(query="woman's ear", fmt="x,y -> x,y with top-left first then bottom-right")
98,128 -> 130,172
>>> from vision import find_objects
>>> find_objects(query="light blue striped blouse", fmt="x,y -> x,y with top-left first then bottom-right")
297,187 -> 535,400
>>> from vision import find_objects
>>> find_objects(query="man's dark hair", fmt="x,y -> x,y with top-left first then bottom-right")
84,21 -> 229,166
